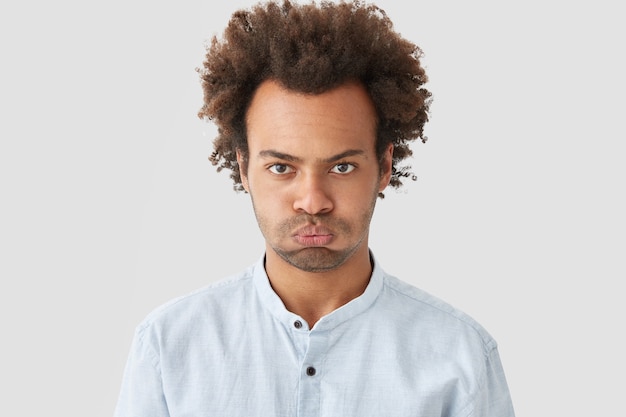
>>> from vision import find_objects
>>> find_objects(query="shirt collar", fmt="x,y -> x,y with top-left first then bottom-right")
252,251 -> 384,332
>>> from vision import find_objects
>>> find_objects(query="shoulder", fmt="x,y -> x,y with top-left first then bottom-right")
136,263 -> 256,336
380,273 -> 498,354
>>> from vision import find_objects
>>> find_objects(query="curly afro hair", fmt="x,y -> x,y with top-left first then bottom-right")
197,0 -> 431,192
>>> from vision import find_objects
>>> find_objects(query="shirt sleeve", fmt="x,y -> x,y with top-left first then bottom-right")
467,346 -> 516,417
114,325 -> 170,417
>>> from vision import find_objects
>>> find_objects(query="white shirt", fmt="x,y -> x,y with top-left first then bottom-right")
114,254 -> 515,416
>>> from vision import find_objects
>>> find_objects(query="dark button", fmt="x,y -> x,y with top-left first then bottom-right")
306,366 -> 316,376
293,320 -> 303,329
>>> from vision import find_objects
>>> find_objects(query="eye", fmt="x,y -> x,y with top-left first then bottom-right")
268,164 -> 294,175
330,163 -> 356,174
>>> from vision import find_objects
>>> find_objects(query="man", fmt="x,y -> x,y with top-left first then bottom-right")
115,1 -> 515,416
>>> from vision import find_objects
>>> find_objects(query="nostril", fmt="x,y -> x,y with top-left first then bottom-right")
293,188 -> 333,215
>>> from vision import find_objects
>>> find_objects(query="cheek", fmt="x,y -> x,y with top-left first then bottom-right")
250,182 -> 289,215
333,184 -> 375,210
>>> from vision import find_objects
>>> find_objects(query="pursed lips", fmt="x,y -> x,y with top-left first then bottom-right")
293,226 -> 334,246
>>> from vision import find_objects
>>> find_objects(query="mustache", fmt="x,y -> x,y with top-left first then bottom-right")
278,214 -> 352,235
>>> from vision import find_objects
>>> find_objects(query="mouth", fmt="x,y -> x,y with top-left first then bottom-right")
292,226 -> 334,247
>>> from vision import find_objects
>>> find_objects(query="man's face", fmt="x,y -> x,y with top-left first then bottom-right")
238,80 -> 392,273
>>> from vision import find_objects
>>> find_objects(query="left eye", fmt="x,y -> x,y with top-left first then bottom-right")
330,163 -> 355,174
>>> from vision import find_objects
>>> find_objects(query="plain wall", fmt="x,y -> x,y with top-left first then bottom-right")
1,1 -> 624,416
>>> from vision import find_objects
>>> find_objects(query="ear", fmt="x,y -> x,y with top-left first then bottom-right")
378,144 -> 394,192
236,149 -> 250,192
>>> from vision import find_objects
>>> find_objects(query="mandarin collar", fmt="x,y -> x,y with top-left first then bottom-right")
252,251 -> 384,332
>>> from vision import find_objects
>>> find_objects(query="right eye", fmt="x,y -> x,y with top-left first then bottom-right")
268,164 -> 294,175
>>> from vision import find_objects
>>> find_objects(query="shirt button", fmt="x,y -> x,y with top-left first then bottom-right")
306,366 -> 316,376
293,320 -> 303,329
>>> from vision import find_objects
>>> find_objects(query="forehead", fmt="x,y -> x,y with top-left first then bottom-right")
245,80 -> 378,158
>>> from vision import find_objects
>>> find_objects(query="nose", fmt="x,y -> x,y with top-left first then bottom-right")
292,173 -> 334,215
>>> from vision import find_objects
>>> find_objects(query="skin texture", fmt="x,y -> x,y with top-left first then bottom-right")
238,80 -> 392,327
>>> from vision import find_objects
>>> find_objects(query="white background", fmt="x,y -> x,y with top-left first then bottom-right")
1,1 -> 623,416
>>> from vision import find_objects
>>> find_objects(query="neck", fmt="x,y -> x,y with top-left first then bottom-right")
264,245 -> 372,328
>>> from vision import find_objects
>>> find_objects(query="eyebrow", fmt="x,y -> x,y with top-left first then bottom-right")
258,149 -> 366,163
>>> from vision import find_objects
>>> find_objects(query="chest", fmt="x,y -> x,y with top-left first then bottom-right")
158,320 -> 468,417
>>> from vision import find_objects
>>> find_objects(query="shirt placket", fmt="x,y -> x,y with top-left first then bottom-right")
294,326 -> 329,417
